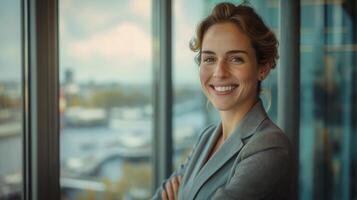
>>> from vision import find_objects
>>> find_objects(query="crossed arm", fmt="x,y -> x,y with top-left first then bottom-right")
151,125 -> 212,200
152,128 -> 292,200
154,146 -> 291,200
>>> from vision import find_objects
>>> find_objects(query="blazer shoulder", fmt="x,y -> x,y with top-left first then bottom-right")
242,118 -> 292,157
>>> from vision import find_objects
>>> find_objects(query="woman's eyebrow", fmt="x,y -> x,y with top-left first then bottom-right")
226,50 -> 248,55
201,50 -> 215,54
201,50 -> 249,55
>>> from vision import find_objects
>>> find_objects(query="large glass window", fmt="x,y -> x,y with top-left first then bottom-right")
172,0 -> 206,170
237,0 -> 281,123
59,1 -> 153,199
299,1 -> 356,199
0,0 -> 23,199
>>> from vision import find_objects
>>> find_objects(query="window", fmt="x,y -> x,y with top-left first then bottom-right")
172,0 -> 206,171
0,0 -> 23,199
300,1 -> 357,199
59,1 -> 153,199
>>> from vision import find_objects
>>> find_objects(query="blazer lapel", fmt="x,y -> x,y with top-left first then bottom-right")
187,100 -> 268,200
191,124 -> 222,178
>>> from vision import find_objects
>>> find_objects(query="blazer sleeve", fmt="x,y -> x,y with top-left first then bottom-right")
212,131 -> 292,200
151,124 -> 215,200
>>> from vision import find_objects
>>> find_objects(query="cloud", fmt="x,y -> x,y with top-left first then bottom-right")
130,0 -> 151,19
172,0 -> 204,85
58,0 -> 203,85
68,22 -> 151,65
75,8 -> 117,29
60,0 -> 133,36
61,22 -> 152,83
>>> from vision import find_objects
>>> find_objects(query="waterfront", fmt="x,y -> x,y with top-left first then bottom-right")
0,107 -> 205,199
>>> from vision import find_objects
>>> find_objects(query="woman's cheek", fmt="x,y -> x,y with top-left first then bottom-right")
233,69 -> 251,80
199,68 -> 209,85
199,69 -> 211,99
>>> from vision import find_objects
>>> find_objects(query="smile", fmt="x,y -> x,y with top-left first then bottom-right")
210,84 -> 238,94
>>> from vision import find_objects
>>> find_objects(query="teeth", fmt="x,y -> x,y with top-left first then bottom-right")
214,85 -> 236,92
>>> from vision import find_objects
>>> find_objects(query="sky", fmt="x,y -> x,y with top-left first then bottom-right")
56,0 -> 278,86
0,0 -> 22,83
0,0 -> 204,86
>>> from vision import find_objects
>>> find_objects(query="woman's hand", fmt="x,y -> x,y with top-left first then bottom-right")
161,176 -> 182,200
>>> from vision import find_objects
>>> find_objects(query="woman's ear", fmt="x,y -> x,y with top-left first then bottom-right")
258,63 -> 272,81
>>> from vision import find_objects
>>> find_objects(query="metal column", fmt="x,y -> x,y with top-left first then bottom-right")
278,0 -> 300,200
152,0 -> 173,192
27,0 -> 60,199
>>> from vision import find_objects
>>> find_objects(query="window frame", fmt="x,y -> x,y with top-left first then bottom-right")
152,0 -> 174,191
24,0 -> 60,199
278,1 -> 300,200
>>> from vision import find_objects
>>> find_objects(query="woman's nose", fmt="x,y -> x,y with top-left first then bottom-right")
213,60 -> 229,78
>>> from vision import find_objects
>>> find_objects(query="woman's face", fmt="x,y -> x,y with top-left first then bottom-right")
200,22 -> 264,112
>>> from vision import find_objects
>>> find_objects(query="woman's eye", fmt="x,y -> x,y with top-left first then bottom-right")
202,57 -> 215,63
230,56 -> 243,64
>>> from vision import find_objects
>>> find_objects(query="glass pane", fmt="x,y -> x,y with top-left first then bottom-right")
228,0 -> 281,122
59,1 -> 153,199
0,0 -> 23,199
173,0 -> 281,169
172,0 -> 206,171
247,0 -> 281,123
300,1 -> 357,200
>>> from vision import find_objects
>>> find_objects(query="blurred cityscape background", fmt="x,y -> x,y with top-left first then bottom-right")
0,0 -> 356,199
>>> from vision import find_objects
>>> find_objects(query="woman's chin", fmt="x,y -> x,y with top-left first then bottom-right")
211,102 -> 237,111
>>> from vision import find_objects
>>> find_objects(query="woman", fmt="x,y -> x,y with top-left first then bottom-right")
153,2 -> 292,200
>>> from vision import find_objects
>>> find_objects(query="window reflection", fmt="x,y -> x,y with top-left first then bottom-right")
0,0 -> 23,199
300,1 -> 357,199
59,1 -> 152,199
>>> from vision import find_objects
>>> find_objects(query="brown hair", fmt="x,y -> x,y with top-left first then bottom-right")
190,2 -> 279,69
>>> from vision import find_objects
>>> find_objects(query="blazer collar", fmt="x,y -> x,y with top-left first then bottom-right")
234,99 -> 268,140
186,99 -> 267,199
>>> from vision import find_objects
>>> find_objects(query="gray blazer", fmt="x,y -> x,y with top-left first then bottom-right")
152,100 -> 292,200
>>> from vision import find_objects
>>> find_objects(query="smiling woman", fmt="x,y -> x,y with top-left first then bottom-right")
152,2 -> 292,200
199,22 -> 266,121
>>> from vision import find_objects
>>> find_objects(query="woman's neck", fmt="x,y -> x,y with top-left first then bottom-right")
219,97 -> 258,140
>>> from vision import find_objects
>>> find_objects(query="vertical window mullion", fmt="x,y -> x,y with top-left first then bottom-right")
278,0 -> 300,200
28,0 -> 60,199
22,0 -> 31,198
152,0 -> 173,191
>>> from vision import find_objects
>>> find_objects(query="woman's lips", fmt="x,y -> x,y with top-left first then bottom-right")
209,84 -> 239,95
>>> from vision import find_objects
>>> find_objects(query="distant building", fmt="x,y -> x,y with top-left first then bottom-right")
64,68 -> 74,84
